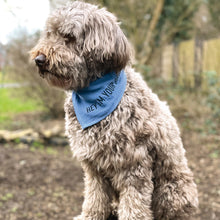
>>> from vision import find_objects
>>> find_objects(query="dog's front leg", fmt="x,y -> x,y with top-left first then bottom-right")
118,165 -> 154,220
74,162 -> 112,220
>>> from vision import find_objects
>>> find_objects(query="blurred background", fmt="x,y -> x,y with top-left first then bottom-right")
0,0 -> 220,219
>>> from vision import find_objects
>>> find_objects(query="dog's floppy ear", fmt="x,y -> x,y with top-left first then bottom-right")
82,8 -> 131,72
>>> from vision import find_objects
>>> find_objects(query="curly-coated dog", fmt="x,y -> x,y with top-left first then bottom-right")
30,1 -> 198,219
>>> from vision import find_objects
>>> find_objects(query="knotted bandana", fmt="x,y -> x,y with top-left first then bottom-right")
72,70 -> 127,129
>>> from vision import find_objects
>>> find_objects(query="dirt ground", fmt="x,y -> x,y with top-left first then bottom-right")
0,124 -> 220,220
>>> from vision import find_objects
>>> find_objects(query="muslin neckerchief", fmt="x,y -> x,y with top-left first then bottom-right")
72,70 -> 127,129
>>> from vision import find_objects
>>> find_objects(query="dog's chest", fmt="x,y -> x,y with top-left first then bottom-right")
69,121 -> 133,173
66,116 -> 153,185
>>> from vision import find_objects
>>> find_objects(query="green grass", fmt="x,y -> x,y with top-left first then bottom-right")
0,88 -> 42,124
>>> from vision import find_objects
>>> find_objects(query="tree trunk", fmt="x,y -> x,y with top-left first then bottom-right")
140,0 -> 165,64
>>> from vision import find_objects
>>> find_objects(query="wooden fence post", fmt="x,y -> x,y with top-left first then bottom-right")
172,42 -> 179,84
194,37 -> 204,88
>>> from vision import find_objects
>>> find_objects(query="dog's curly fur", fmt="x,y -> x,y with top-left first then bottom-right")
30,1 -> 198,219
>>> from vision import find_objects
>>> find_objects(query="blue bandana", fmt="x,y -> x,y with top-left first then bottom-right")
72,70 -> 127,129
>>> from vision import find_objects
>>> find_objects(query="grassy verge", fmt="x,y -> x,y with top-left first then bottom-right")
0,88 -> 43,128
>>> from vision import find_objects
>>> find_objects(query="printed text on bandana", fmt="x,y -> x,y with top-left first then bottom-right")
86,76 -> 119,113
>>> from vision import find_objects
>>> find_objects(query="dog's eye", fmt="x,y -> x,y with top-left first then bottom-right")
46,32 -> 51,37
64,34 -> 76,44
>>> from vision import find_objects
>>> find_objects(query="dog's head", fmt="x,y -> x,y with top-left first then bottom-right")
30,1 -> 131,91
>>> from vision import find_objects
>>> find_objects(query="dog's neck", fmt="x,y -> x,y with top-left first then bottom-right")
72,70 -> 127,129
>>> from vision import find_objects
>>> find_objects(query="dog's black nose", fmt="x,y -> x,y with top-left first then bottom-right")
35,54 -> 46,66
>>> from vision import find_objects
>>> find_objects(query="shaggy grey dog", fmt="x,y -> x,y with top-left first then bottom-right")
30,1 -> 198,219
